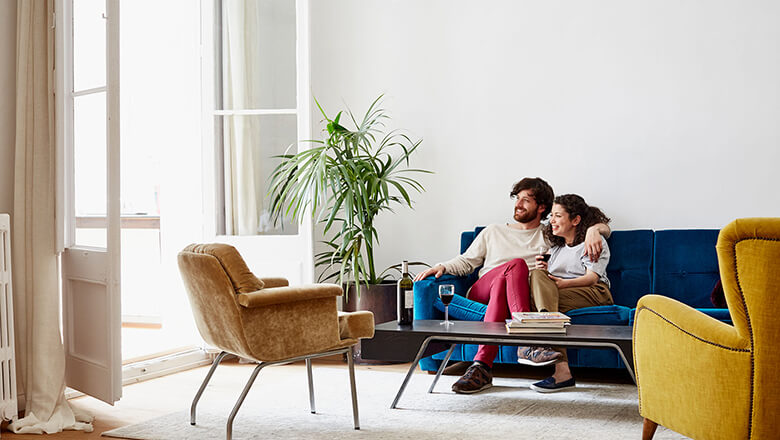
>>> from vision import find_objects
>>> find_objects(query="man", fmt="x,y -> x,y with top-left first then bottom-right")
413,177 -> 609,394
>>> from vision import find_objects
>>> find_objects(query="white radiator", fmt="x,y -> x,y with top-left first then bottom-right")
0,214 -> 18,422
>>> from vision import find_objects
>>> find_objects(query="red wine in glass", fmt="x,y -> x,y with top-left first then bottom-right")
438,284 -> 455,326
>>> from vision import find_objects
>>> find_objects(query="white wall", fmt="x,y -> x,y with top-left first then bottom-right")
0,0 -> 16,217
310,0 -> 780,275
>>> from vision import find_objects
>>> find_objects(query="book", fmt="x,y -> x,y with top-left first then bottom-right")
505,323 -> 568,333
505,319 -> 569,328
510,311 -> 571,323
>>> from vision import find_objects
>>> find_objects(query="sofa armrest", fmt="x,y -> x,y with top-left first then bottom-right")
237,284 -> 342,308
413,274 -> 475,320
258,277 -> 289,288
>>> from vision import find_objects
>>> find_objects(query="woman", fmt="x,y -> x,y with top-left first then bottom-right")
521,194 -> 614,393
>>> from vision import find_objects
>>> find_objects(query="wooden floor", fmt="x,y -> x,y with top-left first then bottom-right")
0,359 -> 632,439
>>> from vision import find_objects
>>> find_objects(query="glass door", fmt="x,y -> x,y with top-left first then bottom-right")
57,0 -> 122,405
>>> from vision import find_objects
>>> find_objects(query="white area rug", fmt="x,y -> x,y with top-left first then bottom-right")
102,366 -> 688,439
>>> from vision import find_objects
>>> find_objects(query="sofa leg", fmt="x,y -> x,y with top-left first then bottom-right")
642,418 -> 658,440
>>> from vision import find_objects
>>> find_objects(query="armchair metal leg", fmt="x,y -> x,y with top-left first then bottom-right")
226,362 -> 268,440
191,351 -> 228,425
642,418 -> 658,440
306,358 -> 315,413
347,345 -> 360,430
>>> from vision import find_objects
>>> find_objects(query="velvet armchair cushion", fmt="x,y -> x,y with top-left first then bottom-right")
182,243 -> 264,292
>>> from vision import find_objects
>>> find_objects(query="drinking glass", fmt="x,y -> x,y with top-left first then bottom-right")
537,246 -> 551,269
439,284 -> 455,326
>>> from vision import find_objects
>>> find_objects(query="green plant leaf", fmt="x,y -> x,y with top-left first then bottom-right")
266,94 -> 431,286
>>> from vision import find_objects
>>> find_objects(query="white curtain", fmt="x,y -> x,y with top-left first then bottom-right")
222,1 -> 262,235
10,0 -> 92,434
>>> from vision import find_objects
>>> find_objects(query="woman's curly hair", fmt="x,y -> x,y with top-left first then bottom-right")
544,194 -> 610,247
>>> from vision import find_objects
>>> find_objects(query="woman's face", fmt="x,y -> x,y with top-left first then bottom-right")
550,203 -> 580,242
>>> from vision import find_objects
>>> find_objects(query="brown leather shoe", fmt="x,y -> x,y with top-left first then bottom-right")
451,363 -> 493,394
517,346 -> 561,366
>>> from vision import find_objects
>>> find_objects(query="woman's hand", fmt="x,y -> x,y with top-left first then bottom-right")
547,274 -> 570,289
413,264 -> 445,282
535,254 -> 548,270
550,271 -> 599,289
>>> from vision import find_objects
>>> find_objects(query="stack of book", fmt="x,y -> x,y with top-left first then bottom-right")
505,312 -> 571,333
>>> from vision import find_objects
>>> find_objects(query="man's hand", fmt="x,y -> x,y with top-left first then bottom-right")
584,223 -> 610,262
413,264 -> 445,282
547,274 -> 570,289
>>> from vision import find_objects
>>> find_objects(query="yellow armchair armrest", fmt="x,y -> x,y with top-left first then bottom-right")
237,284 -> 342,308
634,294 -> 746,350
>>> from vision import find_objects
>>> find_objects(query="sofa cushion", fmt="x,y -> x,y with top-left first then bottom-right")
434,293 -> 486,322
653,230 -> 720,308
567,305 -> 631,326
605,230 -> 654,307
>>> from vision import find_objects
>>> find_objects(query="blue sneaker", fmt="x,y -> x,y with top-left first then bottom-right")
529,376 -> 576,393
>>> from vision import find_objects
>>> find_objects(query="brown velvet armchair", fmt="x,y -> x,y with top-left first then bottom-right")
177,244 -> 374,440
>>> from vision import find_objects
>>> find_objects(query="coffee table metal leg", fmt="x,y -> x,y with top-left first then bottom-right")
391,336 -> 435,409
428,344 -> 456,393
611,341 -> 636,384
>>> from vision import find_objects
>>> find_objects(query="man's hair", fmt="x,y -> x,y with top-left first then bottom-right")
510,177 -> 554,220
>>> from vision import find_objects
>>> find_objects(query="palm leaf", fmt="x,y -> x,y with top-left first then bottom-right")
267,95 -> 433,286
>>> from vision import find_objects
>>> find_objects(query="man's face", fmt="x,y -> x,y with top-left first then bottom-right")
512,189 -> 544,224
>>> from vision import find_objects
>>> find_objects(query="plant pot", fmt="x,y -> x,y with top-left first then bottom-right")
343,281 -> 399,364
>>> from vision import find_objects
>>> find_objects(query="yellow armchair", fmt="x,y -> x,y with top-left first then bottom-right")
633,218 -> 780,440
178,243 -> 374,440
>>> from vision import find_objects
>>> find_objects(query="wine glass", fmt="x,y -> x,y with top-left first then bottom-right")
537,246 -> 551,269
439,284 -> 455,326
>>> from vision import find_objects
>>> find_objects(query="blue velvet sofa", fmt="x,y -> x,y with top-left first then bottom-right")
413,227 -> 730,372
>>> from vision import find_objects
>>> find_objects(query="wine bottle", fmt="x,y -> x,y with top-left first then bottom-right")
397,260 -> 414,325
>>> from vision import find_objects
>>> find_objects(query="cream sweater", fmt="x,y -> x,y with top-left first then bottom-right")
439,223 -> 548,278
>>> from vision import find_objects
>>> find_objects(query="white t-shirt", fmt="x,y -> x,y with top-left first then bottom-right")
547,236 -> 611,287
439,223 -> 549,278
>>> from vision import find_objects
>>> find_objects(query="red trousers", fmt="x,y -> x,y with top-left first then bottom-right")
469,259 -> 531,367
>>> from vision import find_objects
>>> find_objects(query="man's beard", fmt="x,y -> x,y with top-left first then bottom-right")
514,208 -> 537,224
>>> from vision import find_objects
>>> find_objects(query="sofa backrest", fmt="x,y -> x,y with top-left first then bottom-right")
652,229 -> 720,308
461,227 -> 654,306
460,226 -> 721,309
460,227 -> 486,287
605,230 -> 654,307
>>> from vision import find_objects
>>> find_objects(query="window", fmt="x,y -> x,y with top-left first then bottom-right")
209,0 -> 301,236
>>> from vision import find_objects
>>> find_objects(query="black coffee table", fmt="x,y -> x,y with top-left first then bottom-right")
360,320 -> 634,408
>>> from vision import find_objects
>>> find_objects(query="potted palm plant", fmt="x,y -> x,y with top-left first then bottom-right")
268,95 -> 430,323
